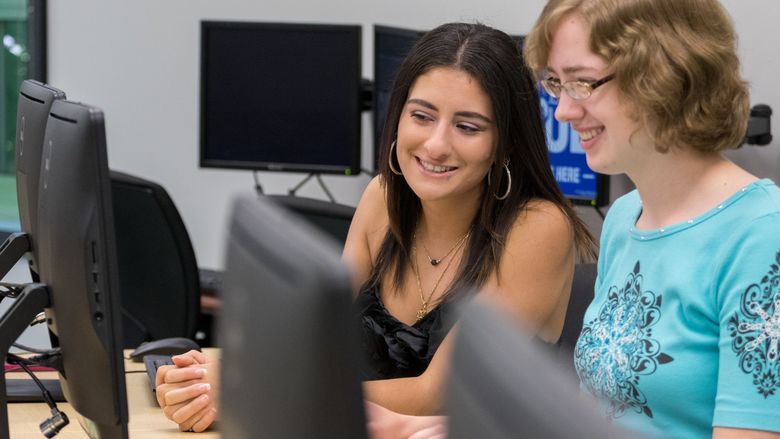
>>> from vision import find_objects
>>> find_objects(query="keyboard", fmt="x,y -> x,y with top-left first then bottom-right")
143,354 -> 174,392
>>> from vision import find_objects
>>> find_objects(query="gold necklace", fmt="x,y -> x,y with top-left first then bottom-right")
411,232 -> 469,321
419,231 -> 470,266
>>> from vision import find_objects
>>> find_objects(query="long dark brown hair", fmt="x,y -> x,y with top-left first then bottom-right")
369,22 -> 595,300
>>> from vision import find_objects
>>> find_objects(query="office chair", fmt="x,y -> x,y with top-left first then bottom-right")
557,262 -> 597,376
264,194 -> 355,247
111,171 -> 201,348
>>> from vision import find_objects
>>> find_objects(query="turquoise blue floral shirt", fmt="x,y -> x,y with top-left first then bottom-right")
575,179 -> 780,438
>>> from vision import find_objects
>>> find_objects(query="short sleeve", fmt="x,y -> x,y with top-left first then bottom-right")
713,212 -> 780,432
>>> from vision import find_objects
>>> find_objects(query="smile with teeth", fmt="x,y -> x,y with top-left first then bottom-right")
578,127 -> 603,141
418,158 -> 456,174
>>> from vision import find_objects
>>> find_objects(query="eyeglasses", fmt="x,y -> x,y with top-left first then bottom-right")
540,74 -> 615,100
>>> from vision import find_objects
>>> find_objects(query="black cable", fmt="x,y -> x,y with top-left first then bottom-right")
253,171 -> 264,195
11,342 -> 56,355
7,353 -> 70,436
593,206 -> 606,220
8,355 -> 56,407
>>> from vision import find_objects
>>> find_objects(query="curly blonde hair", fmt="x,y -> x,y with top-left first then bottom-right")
524,0 -> 749,153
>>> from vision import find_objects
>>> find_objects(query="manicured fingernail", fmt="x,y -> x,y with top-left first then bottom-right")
199,383 -> 211,392
198,394 -> 209,402
196,369 -> 206,377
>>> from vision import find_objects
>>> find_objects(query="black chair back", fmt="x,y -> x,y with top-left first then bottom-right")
111,171 -> 201,348
557,263 -> 597,375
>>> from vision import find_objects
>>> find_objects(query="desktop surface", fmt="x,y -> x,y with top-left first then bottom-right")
8,349 -> 220,438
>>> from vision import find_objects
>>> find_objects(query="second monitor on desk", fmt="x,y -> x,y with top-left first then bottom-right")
218,195 -> 367,439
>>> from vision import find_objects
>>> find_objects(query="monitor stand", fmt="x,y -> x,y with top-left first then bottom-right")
288,173 -> 336,203
0,233 -> 58,439
0,283 -> 51,439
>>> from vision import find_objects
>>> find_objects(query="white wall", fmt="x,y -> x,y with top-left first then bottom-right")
47,0 -> 780,269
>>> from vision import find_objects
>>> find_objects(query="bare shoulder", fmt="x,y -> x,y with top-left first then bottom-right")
488,199 -> 576,341
507,199 -> 575,249
342,176 -> 389,290
352,176 -> 389,239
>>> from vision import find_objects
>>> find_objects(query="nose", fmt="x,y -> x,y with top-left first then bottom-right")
423,122 -> 451,160
554,94 -> 584,124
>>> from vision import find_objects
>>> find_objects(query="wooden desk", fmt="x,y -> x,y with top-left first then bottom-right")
8,349 -> 219,438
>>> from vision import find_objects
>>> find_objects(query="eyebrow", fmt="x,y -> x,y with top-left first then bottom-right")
406,98 -> 493,124
545,65 -> 599,76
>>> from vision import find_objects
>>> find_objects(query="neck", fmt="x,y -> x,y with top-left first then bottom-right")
417,193 -> 480,246
628,149 -> 756,229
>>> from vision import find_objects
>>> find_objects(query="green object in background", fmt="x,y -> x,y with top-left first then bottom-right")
0,0 -> 27,232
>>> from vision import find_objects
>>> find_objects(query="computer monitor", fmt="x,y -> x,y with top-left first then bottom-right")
446,301 -> 626,439
35,99 -> 128,438
10,79 -> 65,279
218,195 -> 367,439
199,21 -> 362,176
372,25 -> 424,170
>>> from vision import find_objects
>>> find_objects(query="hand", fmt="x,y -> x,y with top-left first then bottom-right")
365,401 -> 447,439
155,350 -> 219,432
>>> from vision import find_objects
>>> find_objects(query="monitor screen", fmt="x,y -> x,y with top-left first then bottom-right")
200,21 -> 362,175
373,25 -> 424,169
37,99 -> 128,438
218,194 -> 366,439
15,79 -> 65,278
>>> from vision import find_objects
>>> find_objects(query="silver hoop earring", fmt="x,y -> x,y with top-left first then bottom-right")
388,140 -> 403,176
489,161 -> 511,200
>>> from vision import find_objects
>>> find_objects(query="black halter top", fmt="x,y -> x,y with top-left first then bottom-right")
355,284 -> 458,380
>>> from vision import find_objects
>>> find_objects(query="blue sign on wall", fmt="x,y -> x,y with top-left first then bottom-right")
540,88 -> 603,204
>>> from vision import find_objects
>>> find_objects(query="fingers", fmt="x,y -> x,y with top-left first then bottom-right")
155,364 -> 175,388
164,382 -> 211,407
408,424 -> 448,439
163,366 -> 207,384
157,379 -> 202,408
172,350 -> 209,367
178,406 -> 218,433
165,393 -> 210,425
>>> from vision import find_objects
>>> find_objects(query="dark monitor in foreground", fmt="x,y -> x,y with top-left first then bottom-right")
373,25 -> 424,169
13,79 -> 65,278
36,99 -> 128,438
446,302 -> 627,439
200,21 -> 362,175
218,195 -> 366,439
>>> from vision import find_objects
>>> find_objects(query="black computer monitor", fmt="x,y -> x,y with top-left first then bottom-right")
11,79 -> 65,279
372,25 -> 424,170
199,21 -> 362,176
446,301 -> 626,439
218,195 -> 366,439
35,99 -> 128,438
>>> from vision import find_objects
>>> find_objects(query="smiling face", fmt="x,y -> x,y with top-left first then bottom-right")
546,15 -> 652,175
395,67 -> 497,204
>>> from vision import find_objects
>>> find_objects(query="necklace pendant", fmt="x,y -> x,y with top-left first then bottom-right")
430,259 -> 440,266
416,306 -> 427,320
